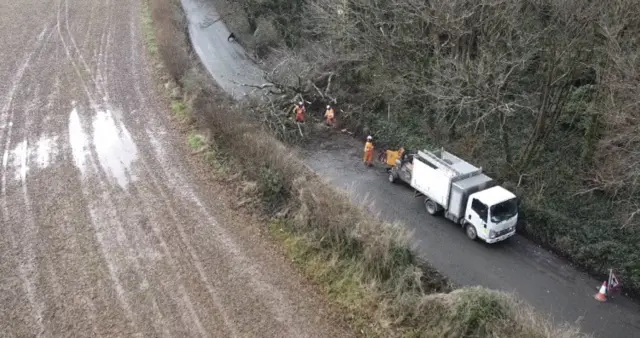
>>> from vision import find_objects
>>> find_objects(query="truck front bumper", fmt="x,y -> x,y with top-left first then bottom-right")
484,230 -> 516,244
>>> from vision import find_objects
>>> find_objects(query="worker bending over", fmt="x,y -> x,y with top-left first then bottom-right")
363,135 -> 374,167
324,104 -> 336,126
293,101 -> 305,123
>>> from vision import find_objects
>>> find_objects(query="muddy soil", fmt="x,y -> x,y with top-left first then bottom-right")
0,0 -> 352,337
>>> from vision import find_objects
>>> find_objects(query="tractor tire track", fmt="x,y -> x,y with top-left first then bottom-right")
0,0 -> 352,337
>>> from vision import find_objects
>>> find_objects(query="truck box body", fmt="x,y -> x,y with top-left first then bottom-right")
410,149 -> 493,220
410,158 -> 453,206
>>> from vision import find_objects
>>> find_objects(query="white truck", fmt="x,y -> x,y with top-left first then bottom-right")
388,148 -> 518,243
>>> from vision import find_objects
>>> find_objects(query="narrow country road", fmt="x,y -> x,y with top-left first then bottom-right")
0,0 -> 350,337
302,135 -> 640,338
182,0 -> 640,337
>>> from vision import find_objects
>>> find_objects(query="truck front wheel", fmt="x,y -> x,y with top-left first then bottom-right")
424,199 -> 439,215
465,224 -> 477,241
388,172 -> 397,183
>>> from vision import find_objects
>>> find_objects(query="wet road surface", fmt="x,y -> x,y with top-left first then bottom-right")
182,0 -> 640,337
0,0 -> 351,337
181,0 -> 268,100
301,135 -> 640,338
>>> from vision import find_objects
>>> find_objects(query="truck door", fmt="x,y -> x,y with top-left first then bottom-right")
468,198 -> 488,230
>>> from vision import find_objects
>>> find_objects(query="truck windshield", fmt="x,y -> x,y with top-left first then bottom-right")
490,198 -> 518,223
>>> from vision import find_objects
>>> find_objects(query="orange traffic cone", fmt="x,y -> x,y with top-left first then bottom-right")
594,281 -> 608,302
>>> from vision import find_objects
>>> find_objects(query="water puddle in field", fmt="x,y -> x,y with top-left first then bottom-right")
68,104 -> 91,174
2,133 -> 62,185
91,109 -> 138,188
68,102 -> 139,188
33,135 -> 60,169
8,140 -> 29,182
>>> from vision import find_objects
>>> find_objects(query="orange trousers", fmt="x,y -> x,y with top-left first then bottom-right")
363,150 -> 374,165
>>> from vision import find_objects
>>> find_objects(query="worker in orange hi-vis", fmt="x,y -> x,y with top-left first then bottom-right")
324,104 -> 336,126
363,135 -> 374,167
293,101 -> 305,123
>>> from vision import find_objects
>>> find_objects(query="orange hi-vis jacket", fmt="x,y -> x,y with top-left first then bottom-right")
294,105 -> 305,121
363,141 -> 374,164
325,108 -> 335,120
364,141 -> 374,153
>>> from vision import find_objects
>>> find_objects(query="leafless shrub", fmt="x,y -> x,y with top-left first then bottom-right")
582,0 -> 640,227
251,18 -> 281,56
150,0 -> 191,82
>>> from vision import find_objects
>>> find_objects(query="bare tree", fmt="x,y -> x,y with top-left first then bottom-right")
588,0 -> 640,227
221,0 -> 640,226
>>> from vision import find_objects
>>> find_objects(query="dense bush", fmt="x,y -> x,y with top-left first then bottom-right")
148,0 -> 190,82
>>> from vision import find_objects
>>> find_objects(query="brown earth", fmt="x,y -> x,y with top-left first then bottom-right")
0,0 -> 351,337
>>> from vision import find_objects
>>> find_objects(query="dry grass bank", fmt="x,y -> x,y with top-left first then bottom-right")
142,0 -> 588,337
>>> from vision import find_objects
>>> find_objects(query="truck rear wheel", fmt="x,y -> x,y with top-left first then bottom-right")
424,199 -> 439,215
465,224 -> 477,241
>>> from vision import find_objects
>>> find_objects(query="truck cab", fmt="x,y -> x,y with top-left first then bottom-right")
465,186 -> 518,243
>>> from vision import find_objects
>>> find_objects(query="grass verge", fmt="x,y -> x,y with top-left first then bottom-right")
142,0 -> 588,337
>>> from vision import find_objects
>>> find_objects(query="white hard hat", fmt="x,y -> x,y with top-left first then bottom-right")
367,135 -> 372,140
298,101 -> 303,105
326,105 -> 330,109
